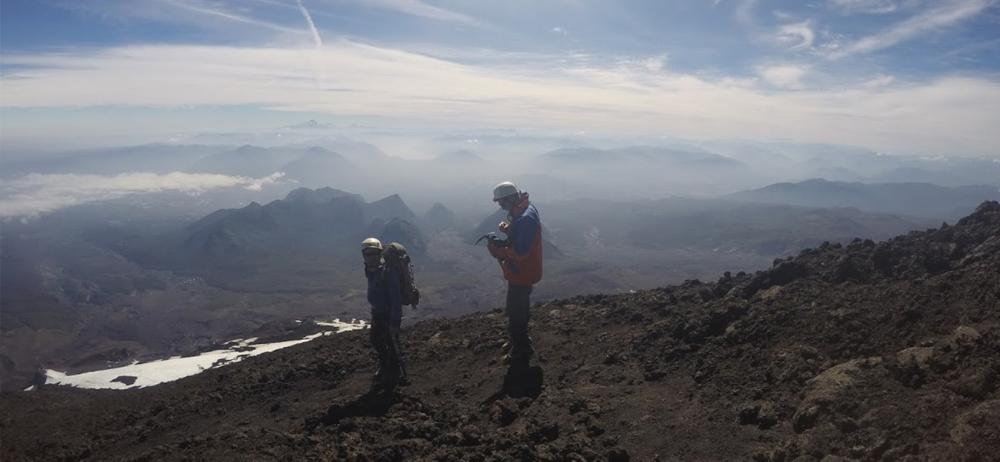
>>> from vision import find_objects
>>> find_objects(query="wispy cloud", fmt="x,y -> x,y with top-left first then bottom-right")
827,0 -> 920,15
775,20 -> 815,50
160,0 -> 305,33
827,0 -> 995,58
355,0 -> 481,27
736,2 -> 816,51
296,0 -> 323,48
0,172 -> 286,218
2,42 -> 999,156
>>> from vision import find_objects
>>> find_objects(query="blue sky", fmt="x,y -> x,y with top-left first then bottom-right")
2,0 -> 999,156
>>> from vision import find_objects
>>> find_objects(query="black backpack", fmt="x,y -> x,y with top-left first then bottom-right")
382,242 -> 420,307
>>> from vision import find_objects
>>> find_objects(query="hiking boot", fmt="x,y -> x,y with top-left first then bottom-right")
375,367 -> 400,386
502,349 -> 533,366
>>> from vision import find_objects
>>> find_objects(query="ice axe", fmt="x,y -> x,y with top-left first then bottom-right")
475,232 -> 510,247
476,232 -> 510,268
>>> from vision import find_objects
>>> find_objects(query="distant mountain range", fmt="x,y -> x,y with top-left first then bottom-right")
6,141 -> 998,214
539,146 -> 743,168
284,187 -> 363,204
529,145 -> 753,197
180,188 -> 421,259
729,179 -> 1000,220
538,196 -> 935,257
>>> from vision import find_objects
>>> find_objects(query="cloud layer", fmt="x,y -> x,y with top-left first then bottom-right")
0,172 -> 285,218
3,41 -> 999,156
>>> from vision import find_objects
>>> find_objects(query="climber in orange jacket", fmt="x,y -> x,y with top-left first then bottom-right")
487,181 -> 543,366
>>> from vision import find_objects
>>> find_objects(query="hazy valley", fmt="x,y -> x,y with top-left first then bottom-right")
3,137 -> 998,391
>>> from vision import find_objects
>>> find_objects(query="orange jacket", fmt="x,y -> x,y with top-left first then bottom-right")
492,198 -> 542,286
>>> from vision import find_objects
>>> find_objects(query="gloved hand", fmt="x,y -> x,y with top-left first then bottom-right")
487,240 -> 504,259
498,221 -> 510,234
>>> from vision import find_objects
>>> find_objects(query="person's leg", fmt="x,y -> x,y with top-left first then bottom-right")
370,307 -> 390,380
505,283 -> 534,362
388,304 -> 406,381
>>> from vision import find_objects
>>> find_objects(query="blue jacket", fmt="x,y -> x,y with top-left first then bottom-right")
495,201 -> 543,286
366,265 -> 402,313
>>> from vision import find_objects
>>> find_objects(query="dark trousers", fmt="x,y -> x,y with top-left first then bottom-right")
506,283 -> 534,359
370,305 -> 403,376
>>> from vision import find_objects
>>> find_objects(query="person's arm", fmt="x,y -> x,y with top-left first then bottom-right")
495,215 -> 538,264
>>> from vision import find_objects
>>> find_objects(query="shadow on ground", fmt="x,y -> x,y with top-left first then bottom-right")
307,384 -> 399,429
485,364 -> 544,403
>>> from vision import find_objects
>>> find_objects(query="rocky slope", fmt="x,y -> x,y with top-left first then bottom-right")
2,202 -> 998,461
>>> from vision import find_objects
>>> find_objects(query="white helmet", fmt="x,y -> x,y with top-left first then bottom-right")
492,181 -> 520,202
361,237 -> 383,254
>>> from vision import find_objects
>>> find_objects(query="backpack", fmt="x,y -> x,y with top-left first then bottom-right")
382,242 -> 420,307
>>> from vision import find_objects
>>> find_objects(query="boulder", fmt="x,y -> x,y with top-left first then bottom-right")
896,347 -> 935,372
793,357 -> 885,433
950,400 -> 1000,448
952,325 -> 981,345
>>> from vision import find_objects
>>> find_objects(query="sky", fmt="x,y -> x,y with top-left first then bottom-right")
2,0 -> 1000,157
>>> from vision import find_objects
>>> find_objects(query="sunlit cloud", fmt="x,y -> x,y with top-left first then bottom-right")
2,41 -> 999,156
862,74 -> 896,88
757,64 -> 810,89
0,172 -> 286,218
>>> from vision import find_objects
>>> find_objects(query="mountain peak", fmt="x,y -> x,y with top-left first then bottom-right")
305,146 -> 333,154
424,202 -> 457,230
284,187 -> 362,204
962,200 -> 1000,226
234,144 -> 266,153
364,194 -> 416,223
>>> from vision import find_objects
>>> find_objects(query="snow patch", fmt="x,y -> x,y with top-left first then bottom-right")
43,319 -> 368,390
314,318 -> 368,332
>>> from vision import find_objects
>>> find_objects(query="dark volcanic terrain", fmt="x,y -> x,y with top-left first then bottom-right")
2,202 -> 999,461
